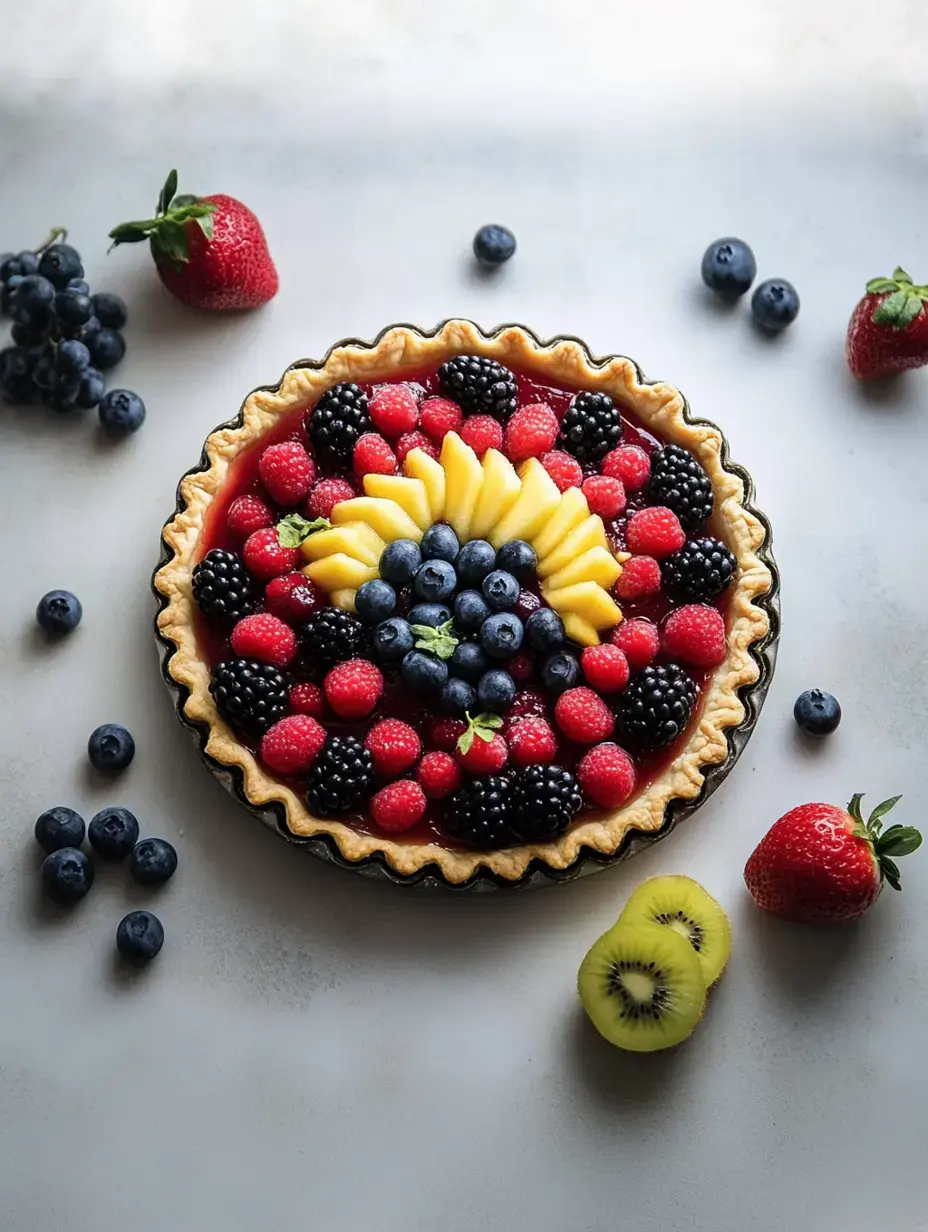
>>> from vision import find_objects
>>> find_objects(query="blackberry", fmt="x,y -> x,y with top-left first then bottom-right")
305,382 -> 371,469
511,765 -> 581,841
306,735 -> 373,818
647,444 -> 713,531
661,536 -> 736,603
302,608 -> 367,673
558,391 -> 623,463
445,775 -> 517,849
192,549 -> 257,626
437,355 -> 518,421
210,659 -> 288,736
618,663 -> 698,749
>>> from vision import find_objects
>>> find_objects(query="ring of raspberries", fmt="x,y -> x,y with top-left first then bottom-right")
191,356 -> 737,850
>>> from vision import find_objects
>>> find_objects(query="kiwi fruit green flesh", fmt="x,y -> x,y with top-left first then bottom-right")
617,875 -> 732,987
578,922 -> 706,1052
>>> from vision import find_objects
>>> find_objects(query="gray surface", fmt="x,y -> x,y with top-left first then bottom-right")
3,3 -> 928,1230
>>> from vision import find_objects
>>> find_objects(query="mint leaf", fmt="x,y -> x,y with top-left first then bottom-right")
411,619 -> 459,660
277,514 -> 330,547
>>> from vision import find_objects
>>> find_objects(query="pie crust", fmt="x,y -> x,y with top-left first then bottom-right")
155,321 -> 773,885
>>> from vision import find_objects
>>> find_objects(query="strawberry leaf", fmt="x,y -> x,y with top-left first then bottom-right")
847,793 -> 866,825
872,289 -> 926,330
866,277 -> 901,294
882,857 -> 902,891
457,725 -> 475,755
892,266 -> 913,284
277,514 -> 330,547
868,795 -> 903,825
877,825 -> 922,858
157,169 -> 178,216
457,711 -> 502,753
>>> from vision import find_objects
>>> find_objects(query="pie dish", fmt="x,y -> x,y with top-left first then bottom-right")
154,320 -> 778,889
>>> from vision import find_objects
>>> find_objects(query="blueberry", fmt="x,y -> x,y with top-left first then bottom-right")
76,367 -> 106,409
53,288 -> 94,328
11,319 -> 49,347
420,523 -> 460,564
379,539 -> 422,586
87,327 -> 126,371
38,243 -> 84,289
55,338 -> 90,374
88,723 -> 135,774
91,291 -> 128,330
67,278 -> 91,295
525,608 -> 565,654
453,589 -> 491,634
116,910 -> 164,965
477,669 -> 516,712
450,640 -> 490,682
479,611 -> 524,659
0,251 -> 35,281
372,616 -> 414,664
98,389 -> 145,438
32,352 -> 56,390
414,558 -> 457,604
36,589 -> 82,634
0,345 -> 37,403
751,279 -> 800,332
34,806 -> 85,854
473,224 -> 517,266
495,540 -> 537,582
129,837 -> 177,886
440,676 -> 477,716
50,376 -> 82,412
482,570 -> 520,612
793,689 -> 841,738
41,847 -> 94,905
355,579 -> 397,624
455,539 -> 496,586
701,238 -> 757,298
88,807 -> 140,861
11,274 -> 55,323
401,649 -> 448,694
1,274 -> 24,315
408,602 -> 452,628
541,651 -> 580,694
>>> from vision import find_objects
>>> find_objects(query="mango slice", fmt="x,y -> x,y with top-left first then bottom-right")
537,515 -> 608,579
543,580 -> 623,629
531,486 -> 589,561
299,521 -> 385,566
441,432 -> 484,540
488,459 -> 560,549
469,449 -> 522,541
330,497 -> 423,543
330,588 -> 357,613
544,546 -> 623,592
404,448 -> 446,522
561,612 -> 601,647
363,474 -> 432,530
304,553 -> 379,592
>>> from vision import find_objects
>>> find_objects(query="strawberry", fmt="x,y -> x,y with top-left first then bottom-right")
455,713 -> 508,774
109,170 -> 278,311
846,267 -> 928,381
744,794 -> 921,924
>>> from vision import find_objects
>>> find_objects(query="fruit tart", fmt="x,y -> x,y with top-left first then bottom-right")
155,321 -> 777,887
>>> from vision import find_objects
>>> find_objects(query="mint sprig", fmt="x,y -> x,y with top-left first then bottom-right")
847,794 -> 921,892
456,711 -> 503,756
411,619 -> 459,661
865,267 -> 928,331
276,513 -> 331,548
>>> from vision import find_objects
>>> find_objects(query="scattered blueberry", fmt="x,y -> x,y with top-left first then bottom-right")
34,806 -> 85,854
440,676 -> 477,716
401,649 -> 449,694
793,689 -> 841,738
477,669 -> 516,712
408,602 -> 452,628
473,224 -> 517,266
372,616 -> 414,664
38,243 -> 84,289
88,723 -> 135,774
116,910 -> 164,965
479,611 -> 524,659
35,589 -> 82,635
87,327 -> 126,371
541,651 -> 580,694
420,523 -> 460,564
482,570 -> 520,612
53,288 -> 94,328
129,837 -> 178,887
414,558 -> 457,604
91,291 -> 128,330
41,847 -> 94,905
701,238 -> 757,298
98,389 -> 145,438
453,589 -> 491,634
450,640 -> 490,682
751,279 -> 800,332
455,539 -> 496,586
88,807 -> 140,861
525,608 -> 565,654
495,540 -> 537,582
355,579 -> 397,624
55,338 -> 90,374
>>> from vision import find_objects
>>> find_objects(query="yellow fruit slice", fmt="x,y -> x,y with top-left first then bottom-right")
537,515 -> 608,579
363,474 -> 432,530
441,432 -> 484,540
488,458 -> 560,548
304,553 -> 379,591
543,580 -> 623,629
404,448 -> 446,522
544,546 -> 623,592
531,486 -> 589,560
299,521 -> 385,566
470,449 -> 522,541
561,612 -> 600,647
330,497 -> 423,543
331,588 -> 357,613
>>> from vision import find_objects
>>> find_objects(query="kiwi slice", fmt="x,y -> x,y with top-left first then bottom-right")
578,922 -> 706,1052
617,875 -> 731,987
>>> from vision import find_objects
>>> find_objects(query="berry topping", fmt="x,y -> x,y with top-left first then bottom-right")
511,764 -> 582,840
371,616 -> 415,665
480,612 -> 524,660
88,807 -> 139,861
211,658 -> 289,735
503,403 -> 559,463
793,689 -> 842,738
661,537 -> 736,603
324,658 -> 384,719
508,651 -> 534,682
306,383 -> 371,470
618,663 -> 698,748
661,604 -> 727,668
192,549 -> 257,626
610,618 -> 660,671
503,687 -> 549,731
231,612 -> 298,668
302,608 -> 367,672
455,713 -> 509,775
615,555 -> 662,602
455,539 -> 495,586
496,539 -> 538,582
437,356 -> 518,421
580,643 -> 630,693
625,507 -> 686,558
541,449 -> 583,492
260,714 -> 327,775
646,445 -> 713,532
258,440 -> 316,506
577,743 -> 638,809
243,526 -> 300,580
419,396 -> 463,441
540,651 -> 580,695
307,476 -> 355,520
602,444 -> 651,491
446,776 -> 517,848
476,668 -> 516,712
751,278 -> 800,333
365,718 -> 422,778
353,432 -> 397,476
265,572 -> 325,624
369,384 -> 419,437
508,717 -> 557,767
417,751 -> 462,799
35,806 -> 86,854
42,847 -> 94,905
582,474 -> 626,518
401,648 -> 449,694
116,911 -> 164,965
554,687 -> 614,744
514,589 -> 542,622
441,677 -> 477,718
429,715 -> 467,752
129,837 -> 178,886
379,538 -> 423,586
701,238 -> 757,298
482,570 -> 520,612
370,780 -> 427,834
414,557 -> 457,603
558,391 -> 622,463
473,224 -> 517,265
289,680 -> 325,717
525,607 -> 565,655
306,735 -> 373,818
36,588 -> 82,635
227,493 -> 274,538
460,414 -> 503,457
88,723 -> 135,774
395,430 -> 438,463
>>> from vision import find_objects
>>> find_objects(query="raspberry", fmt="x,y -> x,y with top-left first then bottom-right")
625,506 -> 686,558
460,414 -> 503,457
307,477 -> 355,520
323,658 -> 384,719
502,688 -> 548,732
260,714 -> 326,776
417,751 -> 462,799
508,651 -> 534,683
353,432 -> 397,477
258,441 -> 316,507
616,555 -> 662,602
582,475 -> 627,518
503,403 -> 559,464
370,779 -> 427,833
243,526 -> 300,580
368,384 -> 419,437
364,718 -> 421,778
231,612 -> 298,668
508,717 -> 557,767
227,494 -> 273,538
428,715 -> 466,751
602,444 -> 651,491
580,644 -> 630,693
514,590 -> 542,622
541,449 -> 583,492
420,397 -> 462,442
554,687 -> 614,744
577,742 -> 638,808
455,728 -> 509,775
289,681 -> 325,717
395,431 -> 438,464
661,604 -> 727,668
610,617 -> 660,670
265,572 -> 325,623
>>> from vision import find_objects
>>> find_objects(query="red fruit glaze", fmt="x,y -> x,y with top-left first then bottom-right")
265,572 -> 325,623
307,477 -> 355,520
396,431 -> 438,463
258,441 -> 315,506
353,433 -> 397,476
420,397 -> 462,441
616,555 -> 662,602
625,507 -> 685,557
231,612 -> 297,667
242,526 -> 299,580
582,475 -> 626,519
369,384 -> 419,437
508,718 -> 557,767
610,618 -> 660,671
227,494 -> 273,538
417,751 -> 462,799
504,403 -> 559,463
602,444 -> 650,491
580,644 -> 630,693
289,681 -> 325,717
460,415 -> 503,457
260,715 -> 326,776
324,659 -> 384,719
541,449 -> 583,492
662,604 -> 727,668
578,743 -> 637,809
365,718 -> 421,778
554,688 -> 614,744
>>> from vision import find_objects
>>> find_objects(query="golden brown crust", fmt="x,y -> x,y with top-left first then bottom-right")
155,321 -> 772,885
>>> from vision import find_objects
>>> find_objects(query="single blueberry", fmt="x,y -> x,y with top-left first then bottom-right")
372,617 -> 414,664
88,807 -> 140,861
453,589 -> 491,634
482,570 -> 520,612
1,274 -> 24,315
98,389 -> 145,438
450,640 -> 490,682
414,558 -> 457,604
67,278 -> 91,295
473,224 -> 517,266
751,279 -> 800,332
38,243 -> 84,289
455,539 -> 496,586
129,837 -> 178,886
355,579 -> 397,624
495,540 -> 537,583
32,352 -> 57,390
53,288 -> 94,327
408,602 -> 452,628
701,238 -> 757,298
91,291 -> 128,330
420,523 -> 460,564
379,539 -> 422,586
479,611 -> 524,659
440,676 -> 477,716
36,589 -> 82,634
41,847 -> 94,905
477,669 -> 517,712
540,651 -> 580,695
55,338 -> 91,374
12,274 -> 55,322
87,327 -> 126,371
793,689 -> 841,738
76,367 -> 106,409
35,806 -> 85,853
0,252 -> 19,281
88,723 -> 135,774
525,608 -> 565,654
400,649 -> 448,694
116,910 -> 164,965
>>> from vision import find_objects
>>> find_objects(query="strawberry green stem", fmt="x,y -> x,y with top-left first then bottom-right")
107,169 -> 217,269
847,794 -> 921,891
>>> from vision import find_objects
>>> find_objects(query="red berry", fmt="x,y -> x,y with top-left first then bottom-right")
395,431 -> 438,464
227,493 -> 273,538
370,779 -> 427,834
455,730 -> 509,775
503,403 -> 559,464
577,742 -> 637,808
662,604 -> 727,668
243,526 -> 300,580
323,658 -> 384,719
460,414 -> 503,458
508,717 -> 558,767
369,384 -> 419,437
265,572 -> 325,623
508,651 -> 534,683
541,449 -> 583,492
554,687 -> 614,744
616,555 -> 662,602
582,475 -> 627,518
260,714 -> 326,776
625,507 -> 685,557
610,618 -> 660,670
231,612 -> 298,668
602,444 -> 651,491
289,681 -> 325,717
502,688 -> 548,732
580,644 -> 630,693
258,441 -> 316,506
429,715 -> 466,751
419,397 -> 462,442
364,718 -> 421,778
353,433 -> 397,477
514,590 -> 542,621
307,477 -> 355,520
417,751 -> 462,799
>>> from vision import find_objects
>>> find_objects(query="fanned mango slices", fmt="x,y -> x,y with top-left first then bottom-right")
488,459 -> 560,548
531,486 -> 589,560
363,474 -> 432,530
299,521 -> 385,566
470,449 -> 522,541
544,546 -> 622,592
403,448 -> 446,522
544,580 -> 623,630
304,553 -> 379,592
330,497 -> 423,543
441,432 -> 484,540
